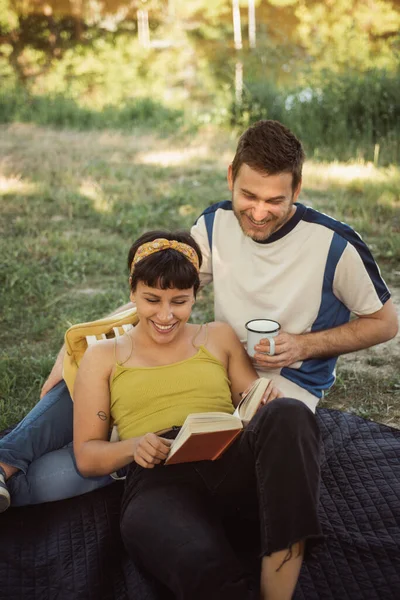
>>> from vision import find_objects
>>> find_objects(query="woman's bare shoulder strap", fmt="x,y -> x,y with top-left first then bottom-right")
114,333 -> 133,365
191,323 -> 209,348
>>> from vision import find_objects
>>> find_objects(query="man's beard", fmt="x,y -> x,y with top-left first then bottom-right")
233,207 -> 282,242
232,198 -> 294,242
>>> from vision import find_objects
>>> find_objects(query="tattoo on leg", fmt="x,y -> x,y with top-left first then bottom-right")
97,411 -> 108,421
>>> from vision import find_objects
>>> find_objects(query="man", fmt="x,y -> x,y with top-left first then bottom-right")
1,120 -> 397,508
190,120 -> 398,411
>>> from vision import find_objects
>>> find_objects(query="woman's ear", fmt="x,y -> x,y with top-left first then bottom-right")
129,286 -> 135,304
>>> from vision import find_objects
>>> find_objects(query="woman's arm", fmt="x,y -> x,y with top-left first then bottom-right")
73,343 -> 170,476
210,323 -> 283,407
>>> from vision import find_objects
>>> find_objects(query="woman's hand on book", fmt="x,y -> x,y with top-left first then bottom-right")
240,379 -> 283,409
132,433 -> 172,468
260,379 -> 283,406
259,379 -> 283,405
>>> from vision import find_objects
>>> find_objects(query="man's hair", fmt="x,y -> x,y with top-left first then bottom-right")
231,120 -> 305,192
128,230 -> 202,296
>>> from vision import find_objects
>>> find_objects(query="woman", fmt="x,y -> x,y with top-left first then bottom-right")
73,230 -> 322,600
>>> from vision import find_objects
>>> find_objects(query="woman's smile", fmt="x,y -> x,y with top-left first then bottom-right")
150,320 -> 179,334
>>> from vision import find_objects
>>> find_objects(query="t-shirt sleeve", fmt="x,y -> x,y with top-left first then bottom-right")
333,242 -> 391,315
191,216 -> 213,287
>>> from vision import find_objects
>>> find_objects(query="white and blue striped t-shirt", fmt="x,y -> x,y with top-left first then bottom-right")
191,201 -> 390,412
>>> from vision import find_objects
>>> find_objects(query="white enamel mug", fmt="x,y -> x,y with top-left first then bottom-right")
245,319 -> 281,357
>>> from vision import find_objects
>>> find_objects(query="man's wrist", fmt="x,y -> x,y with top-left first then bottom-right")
297,332 -> 315,362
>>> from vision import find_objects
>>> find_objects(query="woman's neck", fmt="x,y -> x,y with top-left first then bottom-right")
122,322 -> 200,368
132,322 -> 194,352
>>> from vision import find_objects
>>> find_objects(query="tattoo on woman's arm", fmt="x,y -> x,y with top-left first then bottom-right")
97,411 -> 108,421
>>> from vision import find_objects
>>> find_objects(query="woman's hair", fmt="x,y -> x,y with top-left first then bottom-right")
128,230 -> 203,296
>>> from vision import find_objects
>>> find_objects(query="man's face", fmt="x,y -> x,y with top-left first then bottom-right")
228,163 -> 301,242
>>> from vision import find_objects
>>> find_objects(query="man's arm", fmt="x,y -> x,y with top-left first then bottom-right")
253,299 -> 398,369
40,300 -> 135,398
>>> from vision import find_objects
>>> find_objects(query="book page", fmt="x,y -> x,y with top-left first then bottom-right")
233,378 -> 270,424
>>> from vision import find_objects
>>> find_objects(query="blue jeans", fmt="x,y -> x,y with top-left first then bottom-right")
0,381 -> 114,506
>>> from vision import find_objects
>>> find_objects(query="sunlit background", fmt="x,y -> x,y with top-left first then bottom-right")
0,0 -> 399,163
1,0 -> 399,428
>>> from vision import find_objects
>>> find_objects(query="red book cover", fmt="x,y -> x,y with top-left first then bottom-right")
165,428 -> 242,465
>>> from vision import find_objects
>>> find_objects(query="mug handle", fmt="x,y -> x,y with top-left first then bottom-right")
267,337 -> 275,356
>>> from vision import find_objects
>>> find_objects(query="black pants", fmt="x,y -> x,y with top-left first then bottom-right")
120,398 -> 322,600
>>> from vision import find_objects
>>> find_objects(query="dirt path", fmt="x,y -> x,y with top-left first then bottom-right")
322,287 -> 400,428
342,286 -> 399,370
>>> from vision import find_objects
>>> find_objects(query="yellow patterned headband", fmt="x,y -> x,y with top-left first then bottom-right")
130,238 -> 200,276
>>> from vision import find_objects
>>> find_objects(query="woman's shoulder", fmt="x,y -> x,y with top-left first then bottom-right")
81,337 -> 118,367
207,321 -> 237,335
206,321 -> 242,347
188,322 -> 241,353
75,337 -> 117,382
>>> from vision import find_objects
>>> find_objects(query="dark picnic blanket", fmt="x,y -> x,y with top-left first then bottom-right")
0,408 -> 399,600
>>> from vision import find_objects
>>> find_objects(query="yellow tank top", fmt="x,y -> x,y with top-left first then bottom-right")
110,343 -> 234,440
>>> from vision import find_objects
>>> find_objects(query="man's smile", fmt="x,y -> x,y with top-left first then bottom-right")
244,213 -> 274,228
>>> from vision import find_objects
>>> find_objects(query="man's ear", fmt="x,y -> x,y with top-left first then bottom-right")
293,179 -> 302,202
227,164 -> 234,192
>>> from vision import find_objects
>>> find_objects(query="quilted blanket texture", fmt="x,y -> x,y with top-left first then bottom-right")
0,408 -> 399,600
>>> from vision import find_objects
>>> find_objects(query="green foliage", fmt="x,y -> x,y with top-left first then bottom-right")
232,69 -> 400,165
1,0 -> 399,103
0,0 -> 17,32
231,79 -> 285,125
0,0 -> 399,156
0,88 -> 184,131
288,69 -> 400,164
294,0 -> 400,73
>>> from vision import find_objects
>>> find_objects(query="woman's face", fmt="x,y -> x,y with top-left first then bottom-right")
131,281 -> 195,344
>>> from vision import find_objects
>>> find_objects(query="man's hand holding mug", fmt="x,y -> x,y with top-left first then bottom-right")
246,319 -> 305,370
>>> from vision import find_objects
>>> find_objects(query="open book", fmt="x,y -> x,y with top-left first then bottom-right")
165,377 -> 270,465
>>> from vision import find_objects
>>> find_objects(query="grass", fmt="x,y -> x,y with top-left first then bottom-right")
0,90 -> 185,134
1,123 -> 399,430
324,356 -> 400,427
